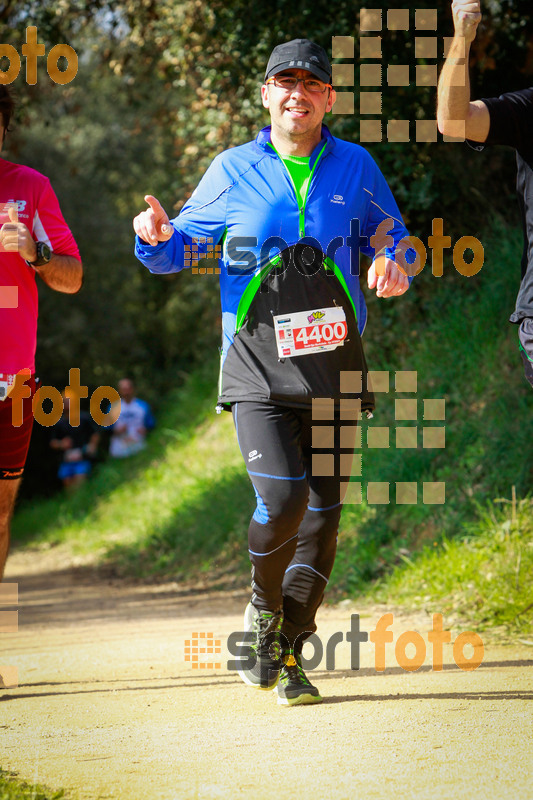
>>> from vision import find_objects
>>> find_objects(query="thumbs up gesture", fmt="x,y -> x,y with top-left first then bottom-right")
0,205 -> 38,262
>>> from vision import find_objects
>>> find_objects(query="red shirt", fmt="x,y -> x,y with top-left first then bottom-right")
0,158 -> 80,374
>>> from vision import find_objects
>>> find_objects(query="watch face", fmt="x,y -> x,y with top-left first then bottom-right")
37,242 -> 51,264
36,242 -> 51,264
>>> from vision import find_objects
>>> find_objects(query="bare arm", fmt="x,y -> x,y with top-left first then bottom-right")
33,253 -> 83,294
437,0 -> 490,142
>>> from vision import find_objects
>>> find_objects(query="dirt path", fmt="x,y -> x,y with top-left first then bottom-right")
1,546 -> 532,800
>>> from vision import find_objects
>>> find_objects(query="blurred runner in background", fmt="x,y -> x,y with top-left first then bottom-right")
108,378 -> 155,458
49,393 -> 100,491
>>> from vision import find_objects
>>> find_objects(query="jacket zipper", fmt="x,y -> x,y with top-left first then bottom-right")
269,141 -> 328,239
234,141 -> 329,334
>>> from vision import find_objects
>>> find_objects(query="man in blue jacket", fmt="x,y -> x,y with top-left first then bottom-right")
134,39 -> 410,705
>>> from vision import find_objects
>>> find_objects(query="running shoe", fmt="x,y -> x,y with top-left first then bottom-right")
236,602 -> 283,690
276,650 -> 322,705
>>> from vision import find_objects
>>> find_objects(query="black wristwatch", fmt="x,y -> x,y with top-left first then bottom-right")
27,241 -> 52,268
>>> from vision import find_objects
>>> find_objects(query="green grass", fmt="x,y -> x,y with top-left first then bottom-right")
13,360 -> 252,582
330,219 -> 533,602
374,494 -> 533,637
12,221 -> 533,634
0,770 -> 67,800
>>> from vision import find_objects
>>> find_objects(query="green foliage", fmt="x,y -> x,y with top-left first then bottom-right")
329,220 -> 533,602
375,495 -> 533,636
0,770 -> 66,800
13,356 -> 253,584
2,0 -> 531,415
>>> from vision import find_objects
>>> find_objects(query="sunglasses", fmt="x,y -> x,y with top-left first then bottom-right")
266,75 -> 332,94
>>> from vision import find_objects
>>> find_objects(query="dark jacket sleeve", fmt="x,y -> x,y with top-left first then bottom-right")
482,88 -> 533,150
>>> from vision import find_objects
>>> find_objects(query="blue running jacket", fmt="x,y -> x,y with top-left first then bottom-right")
135,125 -> 411,410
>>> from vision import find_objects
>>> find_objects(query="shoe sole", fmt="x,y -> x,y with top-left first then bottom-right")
235,602 -> 280,691
276,690 -> 323,706
237,670 -> 280,690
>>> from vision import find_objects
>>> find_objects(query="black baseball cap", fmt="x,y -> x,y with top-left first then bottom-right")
264,39 -> 332,84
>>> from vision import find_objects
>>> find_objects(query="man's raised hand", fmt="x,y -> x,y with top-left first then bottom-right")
452,0 -> 482,42
133,195 -> 173,246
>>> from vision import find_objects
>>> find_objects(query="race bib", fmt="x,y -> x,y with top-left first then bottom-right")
0,373 -> 16,402
0,370 -> 31,401
273,306 -> 347,358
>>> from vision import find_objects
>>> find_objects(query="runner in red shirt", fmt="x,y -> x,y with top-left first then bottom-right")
0,86 -> 83,580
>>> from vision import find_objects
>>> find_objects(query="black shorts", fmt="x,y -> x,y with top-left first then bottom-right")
0,375 -> 36,479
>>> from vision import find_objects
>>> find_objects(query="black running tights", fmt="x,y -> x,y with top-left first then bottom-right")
232,401 -> 357,647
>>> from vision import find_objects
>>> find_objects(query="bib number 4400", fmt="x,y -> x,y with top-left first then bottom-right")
294,320 -> 347,350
